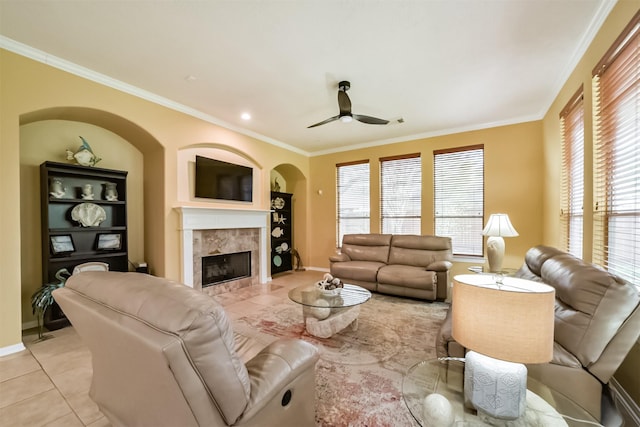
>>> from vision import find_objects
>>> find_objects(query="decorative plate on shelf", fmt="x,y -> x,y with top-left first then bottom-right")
272,197 -> 285,209
71,203 -> 106,227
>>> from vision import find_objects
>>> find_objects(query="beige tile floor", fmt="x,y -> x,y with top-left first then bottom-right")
0,270 -> 323,427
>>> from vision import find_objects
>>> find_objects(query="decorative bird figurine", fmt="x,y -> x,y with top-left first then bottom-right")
66,136 -> 101,166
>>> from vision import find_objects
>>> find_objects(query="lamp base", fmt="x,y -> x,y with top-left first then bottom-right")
464,351 -> 527,420
486,236 -> 505,272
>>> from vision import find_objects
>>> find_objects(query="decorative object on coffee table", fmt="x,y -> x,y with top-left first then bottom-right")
482,213 -> 519,272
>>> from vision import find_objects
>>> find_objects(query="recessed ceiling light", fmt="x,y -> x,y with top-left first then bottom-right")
241,112 -> 251,120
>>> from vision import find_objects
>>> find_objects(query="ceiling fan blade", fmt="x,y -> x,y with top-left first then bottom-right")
353,114 -> 390,125
307,115 -> 340,128
338,90 -> 352,115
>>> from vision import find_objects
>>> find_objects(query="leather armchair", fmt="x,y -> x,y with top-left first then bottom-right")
53,271 -> 319,427
437,245 -> 640,422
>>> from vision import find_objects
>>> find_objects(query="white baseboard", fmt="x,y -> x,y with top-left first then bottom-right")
610,377 -> 640,426
304,266 -> 330,272
0,342 -> 26,357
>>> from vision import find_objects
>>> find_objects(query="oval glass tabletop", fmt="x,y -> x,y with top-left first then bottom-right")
288,283 -> 371,308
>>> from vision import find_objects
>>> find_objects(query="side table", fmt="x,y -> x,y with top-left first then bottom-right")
402,358 -> 599,426
467,266 -> 518,276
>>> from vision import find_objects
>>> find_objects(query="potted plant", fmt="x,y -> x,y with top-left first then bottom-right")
30,268 -> 70,340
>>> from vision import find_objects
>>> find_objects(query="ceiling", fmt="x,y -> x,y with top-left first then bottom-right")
0,0 -> 613,155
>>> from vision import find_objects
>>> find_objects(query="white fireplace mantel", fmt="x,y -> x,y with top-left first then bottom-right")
175,206 -> 271,287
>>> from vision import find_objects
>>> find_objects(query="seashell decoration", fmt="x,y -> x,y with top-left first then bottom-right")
71,203 -> 107,227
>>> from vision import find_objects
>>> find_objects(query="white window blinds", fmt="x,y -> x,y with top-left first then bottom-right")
592,12 -> 639,286
434,145 -> 484,256
336,161 -> 370,246
560,88 -> 584,258
380,154 -> 422,235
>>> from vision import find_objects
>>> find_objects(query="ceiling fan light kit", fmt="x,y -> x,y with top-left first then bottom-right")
308,80 -> 392,128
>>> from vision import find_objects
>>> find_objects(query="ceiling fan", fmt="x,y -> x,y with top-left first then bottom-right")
308,81 -> 396,128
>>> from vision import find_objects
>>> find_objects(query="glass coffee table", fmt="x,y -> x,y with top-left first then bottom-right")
403,358 -> 599,426
288,283 -> 371,338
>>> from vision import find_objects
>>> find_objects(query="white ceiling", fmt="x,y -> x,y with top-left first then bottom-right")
0,0 -> 613,155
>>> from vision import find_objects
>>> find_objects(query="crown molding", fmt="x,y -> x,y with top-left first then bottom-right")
0,36 -> 309,157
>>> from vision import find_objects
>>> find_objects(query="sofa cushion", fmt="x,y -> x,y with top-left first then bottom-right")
515,245 -> 564,281
341,233 -> 392,263
388,235 -> 451,267
331,260 -> 385,283
377,265 -> 436,290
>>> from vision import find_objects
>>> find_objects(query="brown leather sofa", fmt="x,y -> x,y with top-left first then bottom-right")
329,234 -> 453,300
53,271 -> 319,427
437,245 -> 640,422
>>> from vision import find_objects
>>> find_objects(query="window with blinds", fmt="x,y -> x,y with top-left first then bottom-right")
336,161 -> 370,245
592,11 -> 639,287
380,154 -> 421,234
434,146 -> 484,256
560,87 -> 584,258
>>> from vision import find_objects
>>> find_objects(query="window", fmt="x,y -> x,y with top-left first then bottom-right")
336,161 -> 370,245
592,12 -> 639,286
560,87 -> 584,258
434,145 -> 484,256
380,154 -> 421,234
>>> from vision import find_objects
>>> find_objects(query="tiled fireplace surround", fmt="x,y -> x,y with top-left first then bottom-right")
175,207 -> 270,295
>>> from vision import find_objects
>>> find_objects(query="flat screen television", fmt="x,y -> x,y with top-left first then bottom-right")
195,155 -> 253,202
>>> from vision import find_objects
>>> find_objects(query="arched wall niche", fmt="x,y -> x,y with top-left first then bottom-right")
176,143 -> 265,207
271,163 -> 309,268
19,106 -> 166,301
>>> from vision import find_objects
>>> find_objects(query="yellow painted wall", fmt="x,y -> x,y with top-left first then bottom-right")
541,1 -> 639,403
307,121 -> 544,272
0,49 -> 308,350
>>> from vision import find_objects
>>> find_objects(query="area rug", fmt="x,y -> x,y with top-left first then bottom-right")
232,294 -> 450,426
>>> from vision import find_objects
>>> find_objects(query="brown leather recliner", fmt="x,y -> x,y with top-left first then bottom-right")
53,271 -> 319,427
437,245 -> 640,422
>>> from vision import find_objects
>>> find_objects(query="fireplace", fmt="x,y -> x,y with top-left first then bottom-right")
175,207 -> 270,290
202,251 -> 251,287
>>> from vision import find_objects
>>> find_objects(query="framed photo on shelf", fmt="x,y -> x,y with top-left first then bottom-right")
50,234 -> 75,256
96,233 -> 122,251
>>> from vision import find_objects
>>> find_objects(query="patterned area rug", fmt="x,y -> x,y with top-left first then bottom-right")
233,293 -> 450,426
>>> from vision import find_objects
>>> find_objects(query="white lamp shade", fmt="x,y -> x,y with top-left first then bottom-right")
451,274 -> 555,364
482,213 -> 519,237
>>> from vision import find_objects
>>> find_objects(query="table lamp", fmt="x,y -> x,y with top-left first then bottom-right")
452,274 -> 555,421
482,213 -> 519,272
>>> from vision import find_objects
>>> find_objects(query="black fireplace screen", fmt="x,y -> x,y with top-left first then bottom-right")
202,251 -> 251,287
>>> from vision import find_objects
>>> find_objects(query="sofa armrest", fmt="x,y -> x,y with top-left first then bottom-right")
329,253 -> 351,263
427,260 -> 452,272
242,338 -> 319,417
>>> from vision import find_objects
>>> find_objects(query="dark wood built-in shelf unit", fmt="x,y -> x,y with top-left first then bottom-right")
270,191 -> 293,274
40,161 -> 129,283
